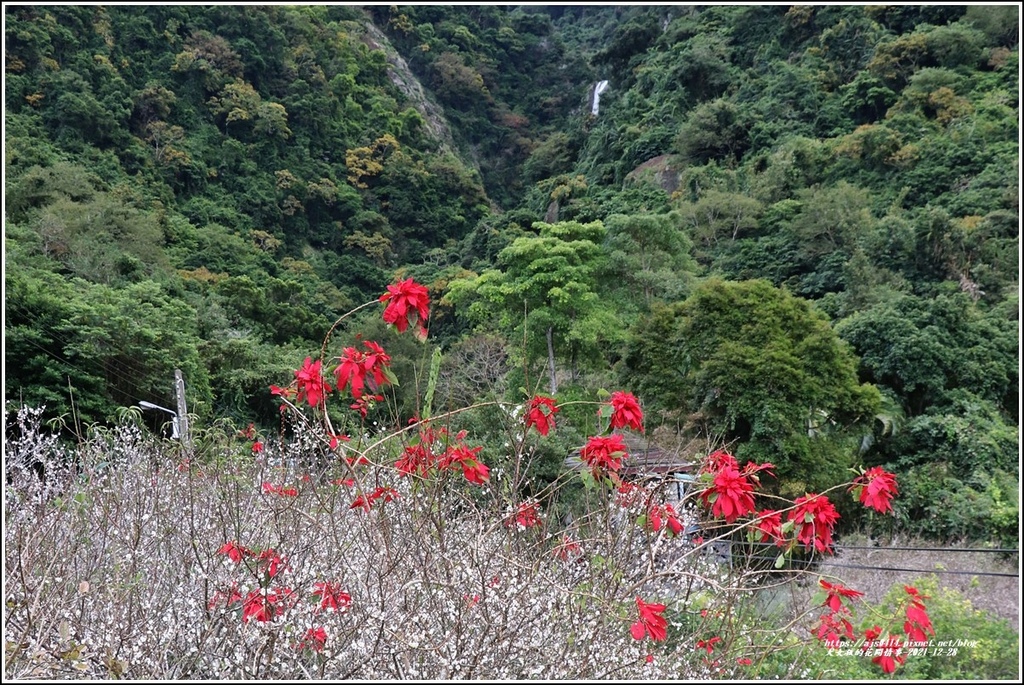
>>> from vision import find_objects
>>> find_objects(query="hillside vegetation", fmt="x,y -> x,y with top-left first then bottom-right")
4,5 -> 1019,545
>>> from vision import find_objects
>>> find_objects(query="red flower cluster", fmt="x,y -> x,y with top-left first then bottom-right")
262,482 -> 298,497
580,434 -> 627,478
552,535 -> 582,561
788,493 -> 840,553
242,586 -> 295,623
819,579 -> 864,614
630,597 -> 668,642
312,581 -> 352,613
697,636 -> 722,654
903,585 -> 934,643
350,486 -> 400,511
525,395 -> 559,436
700,462 -> 756,524
335,341 -> 393,400
752,509 -> 784,546
294,357 -> 332,408
394,426 -> 489,485
296,626 -> 327,652
506,501 -> 542,529
863,630 -> 907,674
608,391 -> 644,432
647,503 -> 684,536
218,540 -> 250,563
850,466 -> 899,514
380,278 -> 430,340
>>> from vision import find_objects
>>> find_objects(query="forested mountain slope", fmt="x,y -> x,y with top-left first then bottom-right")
3,4 -> 1019,544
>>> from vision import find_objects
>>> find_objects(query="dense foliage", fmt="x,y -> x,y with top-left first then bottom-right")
4,4 -> 1018,550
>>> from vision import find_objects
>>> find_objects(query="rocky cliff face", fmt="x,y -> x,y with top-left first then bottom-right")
361,21 -> 458,158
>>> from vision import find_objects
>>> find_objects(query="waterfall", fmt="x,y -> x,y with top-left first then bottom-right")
591,79 -> 609,116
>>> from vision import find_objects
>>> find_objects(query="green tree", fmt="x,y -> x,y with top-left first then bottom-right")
446,220 -> 621,394
623,278 -> 881,493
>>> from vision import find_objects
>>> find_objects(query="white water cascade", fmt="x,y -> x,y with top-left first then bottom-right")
591,79 -> 609,116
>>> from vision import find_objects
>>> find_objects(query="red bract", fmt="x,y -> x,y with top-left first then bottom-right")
700,463 -> 756,524
788,493 -> 840,553
630,597 -> 668,642
697,636 -> 722,654
871,636 -> 906,674
262,482 -> 298,497
525,395 -> 559,436
241,587 -> 293,623
704,449 -> 739,473
816,611 -> 855,647
447,444 -> 490,485
380,277 -> 430,340
753,509 -> 784,546
294,357 -> 332,408
506,501 -> 542,529
207,582 -> 243,610
350,486 -> 399,511
396,442 -> 433,478
580,434 -> 627,478
819,579 -> 864,614
552,535 -> 582,561
648,503 -> 683,536
608,391 -> 644,432
328,432 -> 350,450
335,341 -> 393,399
257,549 -> 286,578
903,587 -> 934,643
297,627 -> 327,652
251,440 -> 264,453
218,540 -> 250,563
313,582 -> 351,613
850,466 -> 899,514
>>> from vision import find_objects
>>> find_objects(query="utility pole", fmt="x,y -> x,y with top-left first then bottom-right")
174,369 -> 191,452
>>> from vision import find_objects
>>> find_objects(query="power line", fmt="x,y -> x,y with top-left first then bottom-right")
836,544 -> 1018,554
817,562 -> 1019,579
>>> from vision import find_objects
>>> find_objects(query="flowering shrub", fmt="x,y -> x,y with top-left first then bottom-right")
4,282 -> 931,679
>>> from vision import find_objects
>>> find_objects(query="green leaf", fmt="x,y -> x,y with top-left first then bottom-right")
774,553 -> 786,569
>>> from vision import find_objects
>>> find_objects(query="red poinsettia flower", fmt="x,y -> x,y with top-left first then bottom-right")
608,391 -> 644,432
850,466 -> 899,514
903,587 -> 934,643
396,442 -> 433,478
218,540 -> 250,563
506,501 -> 542,529
241,587 -> 293,623
580,434 -> 628,478
648,503 -> 684,536
380,277 -> 430,340
294,357 -> 332,408
350,486 -> 399,511
704,449 -> 739,474
296,626 -> 327,652
335,342 -> 393,400
552,535 -> 582,561
262,482 -> 298,496
700,463 -> 756,524
312,581 -> 352,613
630,597 -> 668,642
816,611 -> 855,647
207,582 -> 244,610
863,625 -> 883,646
447,445 -> 490,485
753,509 -> 784,546
257,549 -> 287,578
819,579 -> 864,614
787,493 -> 840,553
525,395 -> 559,436
697,636 -> 722,654
251,440 -> 264,453
872,636 -> 907,674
